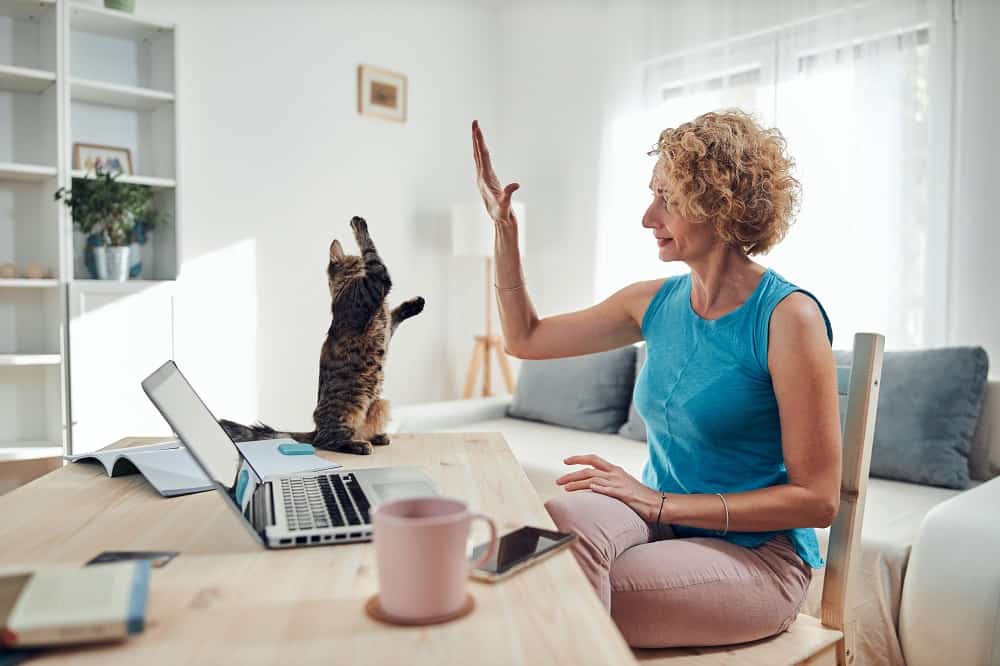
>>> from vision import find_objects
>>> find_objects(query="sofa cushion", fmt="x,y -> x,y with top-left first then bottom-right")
507,346 -> 636,433
835,347 -> 989,490
618,344 -> 648,442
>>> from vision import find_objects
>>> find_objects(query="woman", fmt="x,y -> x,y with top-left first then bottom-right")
470,110 -> 841,648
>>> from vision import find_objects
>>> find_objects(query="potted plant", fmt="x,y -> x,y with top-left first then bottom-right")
54,168 -> 163,281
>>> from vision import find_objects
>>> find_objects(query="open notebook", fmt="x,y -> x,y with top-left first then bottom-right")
66,440 -> 342,497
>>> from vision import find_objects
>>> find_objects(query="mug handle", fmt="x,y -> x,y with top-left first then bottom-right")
467,512 -> 499,569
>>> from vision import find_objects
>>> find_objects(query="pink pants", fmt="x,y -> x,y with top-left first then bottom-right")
545,491 -> 812,648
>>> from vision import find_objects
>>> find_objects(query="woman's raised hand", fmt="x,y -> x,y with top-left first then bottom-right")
472,120 -> 520,225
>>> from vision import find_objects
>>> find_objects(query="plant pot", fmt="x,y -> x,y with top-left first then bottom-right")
104,0 -> 135,12
93,246 -> 131,281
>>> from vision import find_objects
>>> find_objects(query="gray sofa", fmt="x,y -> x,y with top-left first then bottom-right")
389,377 -> 1000,666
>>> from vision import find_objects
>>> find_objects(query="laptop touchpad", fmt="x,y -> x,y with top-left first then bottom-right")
373,481 -> 436,502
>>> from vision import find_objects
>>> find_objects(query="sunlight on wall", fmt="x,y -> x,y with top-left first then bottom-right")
173,239 -> 257,425
69,283 -> 176,453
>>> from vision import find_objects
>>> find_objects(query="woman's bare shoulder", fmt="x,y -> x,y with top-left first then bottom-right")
618,278 -> 670,326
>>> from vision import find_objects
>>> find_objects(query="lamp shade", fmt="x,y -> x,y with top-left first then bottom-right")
451,201 -> 526,257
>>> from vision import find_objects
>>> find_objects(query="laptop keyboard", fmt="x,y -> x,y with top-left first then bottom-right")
280,473 -> 371,532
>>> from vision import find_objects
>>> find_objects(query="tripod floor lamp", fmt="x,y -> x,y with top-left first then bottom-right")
451,201 -> 526,398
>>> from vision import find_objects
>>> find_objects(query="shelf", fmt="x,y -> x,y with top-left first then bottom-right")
0,64 -> 55,94
71,77 -> 174,111
0,279 -> 58,288
0,0 -> 54,21
0,354 -> 60,366
70,3 -> 173,42
72,169 -> 175,189
0,162 -> 57,182
71,278 -> 175,293
0,443 -> 63,462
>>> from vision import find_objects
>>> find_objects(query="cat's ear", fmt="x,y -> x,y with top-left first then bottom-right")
330,239 -> 346,262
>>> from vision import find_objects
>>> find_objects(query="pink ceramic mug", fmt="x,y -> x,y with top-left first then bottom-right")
372,496 -> 498,621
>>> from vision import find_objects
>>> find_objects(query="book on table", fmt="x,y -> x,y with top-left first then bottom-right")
0,561 -> 150,648
64,440 -> 213,497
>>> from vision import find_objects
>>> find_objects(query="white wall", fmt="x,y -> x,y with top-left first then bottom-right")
137,0 -> 501,429
495,1 -> 610,316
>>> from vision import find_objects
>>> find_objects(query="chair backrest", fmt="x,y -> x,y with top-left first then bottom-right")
820,332 -> 884,638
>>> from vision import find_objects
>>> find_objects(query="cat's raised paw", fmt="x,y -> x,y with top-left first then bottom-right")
401,296 -> 425,316
349,216 -> 368,236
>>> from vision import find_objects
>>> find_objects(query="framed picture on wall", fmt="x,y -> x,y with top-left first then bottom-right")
357,65 -> 407,123
72,143 -> 134,175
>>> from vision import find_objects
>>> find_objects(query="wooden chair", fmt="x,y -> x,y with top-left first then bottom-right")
634,332 -> 885,666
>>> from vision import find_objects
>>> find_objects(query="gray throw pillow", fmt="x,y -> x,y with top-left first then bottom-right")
507,346 -> 637,433
618,344 -> 648,442
835,346 -> 989,490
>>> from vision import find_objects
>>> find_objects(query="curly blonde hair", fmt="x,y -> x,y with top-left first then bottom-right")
650,110 -> 800,255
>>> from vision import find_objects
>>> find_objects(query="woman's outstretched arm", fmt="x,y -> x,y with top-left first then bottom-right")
472,120 -> 656,359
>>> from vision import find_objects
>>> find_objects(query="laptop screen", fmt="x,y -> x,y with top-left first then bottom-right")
141,360 -> 243,491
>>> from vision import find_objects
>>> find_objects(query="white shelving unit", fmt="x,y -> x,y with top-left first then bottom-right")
0,0 -> 63,461
0,0 -> 180,460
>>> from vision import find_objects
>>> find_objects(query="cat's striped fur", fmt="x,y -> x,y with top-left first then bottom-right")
219,216 -> 424,455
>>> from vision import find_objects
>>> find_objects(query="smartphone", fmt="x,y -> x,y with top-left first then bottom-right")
470,526 -> 576,582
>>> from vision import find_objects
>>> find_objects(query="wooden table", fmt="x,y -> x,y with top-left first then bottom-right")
0,433 -> 637,665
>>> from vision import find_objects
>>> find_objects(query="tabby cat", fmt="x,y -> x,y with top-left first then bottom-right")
219,216 -> 424,454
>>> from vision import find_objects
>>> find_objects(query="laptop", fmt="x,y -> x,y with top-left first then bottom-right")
141,360 -> 437,549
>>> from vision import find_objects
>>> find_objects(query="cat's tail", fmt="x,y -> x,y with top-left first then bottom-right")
218,419 -> 316,444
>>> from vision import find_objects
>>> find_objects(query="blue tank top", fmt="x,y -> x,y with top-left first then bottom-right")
634,268 -> 832,569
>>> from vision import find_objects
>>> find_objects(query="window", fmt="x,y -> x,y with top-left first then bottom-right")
596,1 -> 947,350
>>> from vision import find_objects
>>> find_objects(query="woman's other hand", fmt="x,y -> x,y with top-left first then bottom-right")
472,120 -> 520,225
557,454 -> 663,522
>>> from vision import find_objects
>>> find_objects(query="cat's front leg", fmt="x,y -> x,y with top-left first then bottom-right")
349,216 -> 391,294
312,415 -> 373,455
390,296 -> 425,337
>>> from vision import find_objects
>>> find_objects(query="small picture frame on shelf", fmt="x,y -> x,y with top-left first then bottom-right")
358,65 -> 407,123
72,143 -> 134,175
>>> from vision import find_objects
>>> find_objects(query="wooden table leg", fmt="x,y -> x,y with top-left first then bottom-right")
463,337 -> 486,399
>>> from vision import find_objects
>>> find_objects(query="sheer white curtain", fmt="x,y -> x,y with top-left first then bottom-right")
594,0 -> 952,350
